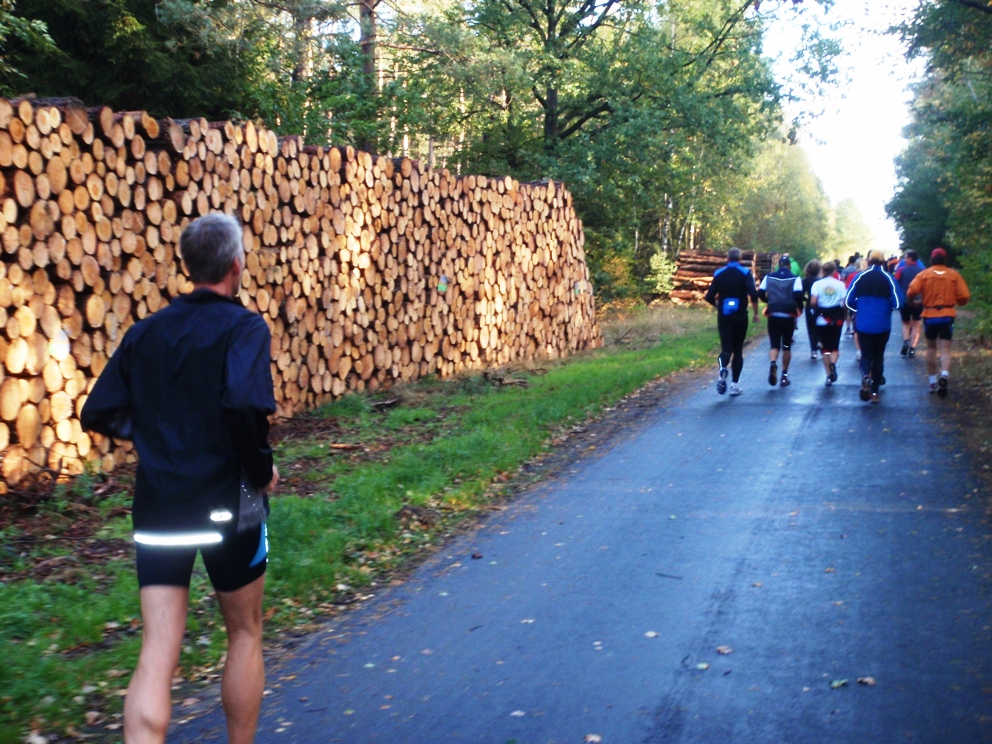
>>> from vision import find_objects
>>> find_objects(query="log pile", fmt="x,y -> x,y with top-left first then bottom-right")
0,97 -> 601,486
670,249 -> 774,303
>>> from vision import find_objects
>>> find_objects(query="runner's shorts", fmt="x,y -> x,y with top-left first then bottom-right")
818,324 -> 843,353
900,304 -> 923,322
767,316 -> 796,350
136,523 -> 268,592
924,318 -> 954,341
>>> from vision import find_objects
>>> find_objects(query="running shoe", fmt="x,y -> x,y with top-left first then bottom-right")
810,351 -> 818,361
859,375 -> 872,402
729,384 -> 743,396
879,375 -> 886,386
856,351 -> 862,361
829,363 -> 838,383
870,392 -> 881,404
825,376 -> 833,387
768,362 -> 778,386
929,382 -> 938,394
900,341 -> 909,357
908,347 -> 915,358
780,372 -> 790,388
717,366 -> 728,395
938,375 -> 948,399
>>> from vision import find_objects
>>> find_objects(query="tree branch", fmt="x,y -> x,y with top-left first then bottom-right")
558,101 -> 613,139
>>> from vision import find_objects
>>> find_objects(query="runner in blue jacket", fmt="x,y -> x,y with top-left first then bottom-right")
845,250 -> 901,403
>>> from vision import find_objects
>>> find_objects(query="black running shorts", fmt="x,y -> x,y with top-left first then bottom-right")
818,325 -> 842,353
900,304 -> 923,323
136,523 -> 268,592
924,319 -> 954,341
767,316 -> 796,350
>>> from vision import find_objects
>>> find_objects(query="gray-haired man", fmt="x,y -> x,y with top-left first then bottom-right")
82,213 -> 279,744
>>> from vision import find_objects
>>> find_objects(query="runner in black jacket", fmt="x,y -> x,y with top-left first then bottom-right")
81,214 -> 278,744
704,247 -> 759,396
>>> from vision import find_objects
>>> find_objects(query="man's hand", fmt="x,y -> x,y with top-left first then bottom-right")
264,465 -> 279,493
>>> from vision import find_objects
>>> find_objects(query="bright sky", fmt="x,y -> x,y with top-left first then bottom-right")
764,0 -> 925,254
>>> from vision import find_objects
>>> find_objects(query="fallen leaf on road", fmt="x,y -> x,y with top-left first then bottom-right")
344,709 -> 355,715
696,663 -> 710,670
471,553 -> 483,560
85,711 -> 102,726
752,582 -> 762,587
824,567 -> 836,573
716,646 -> 733,655
830,679 -> 848,689
521,619 -> 535,624
857,677 -> 877,686
645,631 -> 659,638
510,710 -> 526,717
585,736 -> 603,743
420,649 -> 433,655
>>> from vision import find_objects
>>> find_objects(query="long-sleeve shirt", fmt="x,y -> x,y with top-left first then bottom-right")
845,265 -> 900,334
81,289 -> 276,539
906,266 -> 970,319
704,262 -> 757,316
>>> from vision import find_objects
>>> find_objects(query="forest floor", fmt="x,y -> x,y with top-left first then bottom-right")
0,304 -> 723,743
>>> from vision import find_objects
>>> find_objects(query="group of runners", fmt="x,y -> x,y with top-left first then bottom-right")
704,246 -> 971,403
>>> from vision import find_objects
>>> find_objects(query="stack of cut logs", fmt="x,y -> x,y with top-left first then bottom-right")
0,97 -> 601,486
670,249 -> 777,303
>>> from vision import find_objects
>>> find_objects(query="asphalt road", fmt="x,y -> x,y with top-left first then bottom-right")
173,313 -> 992,744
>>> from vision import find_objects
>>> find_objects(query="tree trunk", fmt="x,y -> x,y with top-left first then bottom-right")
359,0 -> 378,155
543,87 -> 558,151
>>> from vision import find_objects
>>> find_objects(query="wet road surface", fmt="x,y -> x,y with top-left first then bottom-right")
174,315 -> 992,743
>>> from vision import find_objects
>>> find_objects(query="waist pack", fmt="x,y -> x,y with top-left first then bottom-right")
237,471 -> 269,533
721,297 -> 741,316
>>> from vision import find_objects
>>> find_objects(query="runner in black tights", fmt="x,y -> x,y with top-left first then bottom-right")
704,247 -> 760,396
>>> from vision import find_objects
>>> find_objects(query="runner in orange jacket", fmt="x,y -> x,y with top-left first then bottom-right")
905,248 -> 970,398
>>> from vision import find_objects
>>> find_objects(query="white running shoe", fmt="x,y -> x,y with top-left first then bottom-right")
729,384 -> 742,396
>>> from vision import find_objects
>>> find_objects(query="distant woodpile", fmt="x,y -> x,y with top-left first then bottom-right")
0,97 -> 601,486
669,249 -> 774,303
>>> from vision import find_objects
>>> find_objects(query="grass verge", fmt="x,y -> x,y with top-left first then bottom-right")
0,305 -> 718,741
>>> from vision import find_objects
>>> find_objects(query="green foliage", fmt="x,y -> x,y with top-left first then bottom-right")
649,252 -> 678,295
830,198 -> 876,259
731,137 -> 833,265
0,0 -> 55,95
888,0 -> 992,329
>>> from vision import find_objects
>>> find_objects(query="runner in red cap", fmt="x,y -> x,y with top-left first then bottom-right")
906,248 -> 971,397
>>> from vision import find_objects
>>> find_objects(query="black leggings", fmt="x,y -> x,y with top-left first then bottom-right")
805,308 -> 819,351
718,313 -> 749,383
858,331 -> 890,393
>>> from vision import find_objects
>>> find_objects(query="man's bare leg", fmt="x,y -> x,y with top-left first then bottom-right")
938,338 -> 953,376
902,320 -> 911,343
125,587 -> 189,744
217,573 -> 266,744
910,320 -> 921,349
925,337 -> 939,377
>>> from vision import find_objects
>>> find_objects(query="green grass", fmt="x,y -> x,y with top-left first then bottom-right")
0,305 -> 720,741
